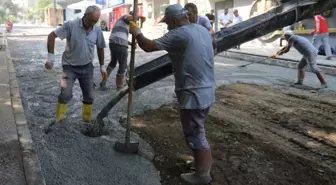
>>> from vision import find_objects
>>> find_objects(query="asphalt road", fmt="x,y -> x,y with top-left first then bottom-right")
6,28 -> 336,185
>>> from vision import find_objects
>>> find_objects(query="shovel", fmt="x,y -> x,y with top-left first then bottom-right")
113,2 -> 140,154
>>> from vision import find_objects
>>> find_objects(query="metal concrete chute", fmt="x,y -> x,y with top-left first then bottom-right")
88,0 -> 336,136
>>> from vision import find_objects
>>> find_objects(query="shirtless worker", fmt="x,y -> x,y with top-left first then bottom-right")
99,12 -> 146,90
45,5 -> 106,121
129,4 -> 215,184
272,31 -> 328,88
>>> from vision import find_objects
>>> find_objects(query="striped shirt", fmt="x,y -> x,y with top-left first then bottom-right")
109,15 -> 129,47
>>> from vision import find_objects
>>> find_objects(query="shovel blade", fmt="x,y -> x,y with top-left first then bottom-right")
114,141 -> 139,154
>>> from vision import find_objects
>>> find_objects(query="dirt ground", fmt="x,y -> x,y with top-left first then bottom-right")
132,84 -> 336,185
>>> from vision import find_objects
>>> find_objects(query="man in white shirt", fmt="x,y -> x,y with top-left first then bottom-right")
232,9 -> 243,49
218,8 -> 232,30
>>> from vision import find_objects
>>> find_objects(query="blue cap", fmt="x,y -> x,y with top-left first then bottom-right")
159,4 -> 187,23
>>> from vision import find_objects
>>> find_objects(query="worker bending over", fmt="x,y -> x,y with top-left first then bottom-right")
129,4 -> 215,184
46,5 -> 106,121
100,12 -> 146,90
272,31 -> 327,88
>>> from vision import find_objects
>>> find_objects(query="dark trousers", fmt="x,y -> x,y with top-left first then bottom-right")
58,63 -> 94,104
107,43 -> 128,75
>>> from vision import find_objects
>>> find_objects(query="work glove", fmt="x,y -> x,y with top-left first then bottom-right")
270,53 -> 278,58
140,16 -> 146,23
100,65 -> 107,80
129,21 -> 142,38
45,53 -> 55,70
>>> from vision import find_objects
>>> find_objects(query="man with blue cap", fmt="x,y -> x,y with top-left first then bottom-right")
272,30 -> 328,89
128,3 -> 215,184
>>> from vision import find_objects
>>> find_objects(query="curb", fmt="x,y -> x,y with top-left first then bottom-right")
219,51 -> 336,76
4,36 -> 46,185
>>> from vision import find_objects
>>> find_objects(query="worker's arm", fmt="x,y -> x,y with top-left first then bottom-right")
204,18 -> 215,36
124,15 -> 146,23
225,20 -> 232,27
47,32 -> 57,54
96,29 -> 107,79
130,21 -> 181,53
135,34 -> 159,52
278,46 -> 291,55
46,22 -> 70,70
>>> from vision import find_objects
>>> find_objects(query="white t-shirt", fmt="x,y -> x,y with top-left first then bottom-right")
218,13 -> 232,28
232,15 -> 243,25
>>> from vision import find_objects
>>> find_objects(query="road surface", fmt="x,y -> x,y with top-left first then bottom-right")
6,27 -> 336,185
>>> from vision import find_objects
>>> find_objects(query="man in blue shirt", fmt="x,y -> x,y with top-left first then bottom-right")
46,5 -> 106,121
272,31 -> 328,88
129,4 -> 215,184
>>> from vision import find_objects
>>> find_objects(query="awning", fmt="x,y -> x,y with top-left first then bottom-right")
67,0 -> 103,9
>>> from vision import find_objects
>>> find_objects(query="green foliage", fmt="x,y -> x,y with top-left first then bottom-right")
34,0 -> 53,21
0,0 -> 21,23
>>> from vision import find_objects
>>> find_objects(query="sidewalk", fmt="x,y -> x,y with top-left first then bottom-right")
220,45 -> 336,75
0,34 -> 45,185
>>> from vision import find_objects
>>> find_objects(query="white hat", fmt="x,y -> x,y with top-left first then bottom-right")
283,30 -> 294,36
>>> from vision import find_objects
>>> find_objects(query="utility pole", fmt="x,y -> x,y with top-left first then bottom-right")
53,0 -> 57,27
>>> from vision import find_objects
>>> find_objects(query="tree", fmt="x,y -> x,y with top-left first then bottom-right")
0,0 -> 21,23
34,0 -> 53,21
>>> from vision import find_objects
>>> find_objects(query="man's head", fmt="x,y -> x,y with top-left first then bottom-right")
224,8 -> 228,14
283,30 -> 294,40
83,5 -> 101,28
233,9 -> 238,17
210,9 -> 214,15
159,4 -> 189,31
184,3 -> 198,23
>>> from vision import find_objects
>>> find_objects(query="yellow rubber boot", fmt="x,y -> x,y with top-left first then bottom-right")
82,104 -> 93,121
56,103 -> 67,121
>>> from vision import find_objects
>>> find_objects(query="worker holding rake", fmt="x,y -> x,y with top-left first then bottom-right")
272,30 -> 328,89
129,4 -> 215,184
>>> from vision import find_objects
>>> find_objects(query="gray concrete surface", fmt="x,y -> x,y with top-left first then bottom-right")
6,27 -> 336,185
0,33 -> 46,185
0,47 -> 26,185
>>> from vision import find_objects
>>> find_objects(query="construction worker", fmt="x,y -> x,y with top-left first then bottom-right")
311,14 -> 333,60
272,31 -> 328,88
45,5 -> 106,122
99,12 -> 146,90
129,4 -> 215,184
184,3 -> 216,52
184,3 -> 214,36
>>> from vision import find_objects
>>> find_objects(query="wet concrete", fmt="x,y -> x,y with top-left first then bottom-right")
7,35 -> 336,185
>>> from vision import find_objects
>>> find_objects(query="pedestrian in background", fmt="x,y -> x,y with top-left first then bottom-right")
45,5 -> 106,122
205,9 -> 215,28
311,14 -> 334,60
129,4 -> 215,184
232,9 -> 243,49
218,8 -> 232,30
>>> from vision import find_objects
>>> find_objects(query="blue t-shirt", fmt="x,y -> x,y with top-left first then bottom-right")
54,18 -> 106,66
197,16 -> 212,31
153,24 -> 215,109
288,35 -> 318,56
